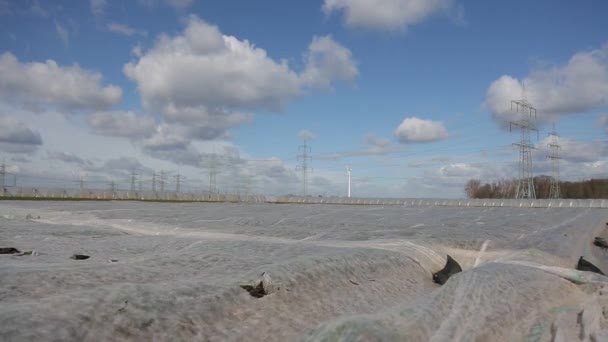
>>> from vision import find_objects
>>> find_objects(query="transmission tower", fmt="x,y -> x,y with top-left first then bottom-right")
547,124 -> 561,199
0,160 -> 5,189
130,170 -> 138,193
175,172 -> 182,193
296,140 -> 312,196
152,172 -> 157,192
159,170 -> 167,193
207,153 -> 219,195
109,180 -> 116,192
510,90 -> 538,199
74,172 -> 85,193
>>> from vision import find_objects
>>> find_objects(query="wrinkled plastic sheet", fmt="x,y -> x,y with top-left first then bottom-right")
1,201 -> 608,341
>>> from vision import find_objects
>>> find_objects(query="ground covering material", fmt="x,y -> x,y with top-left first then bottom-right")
1,201 -> 608,341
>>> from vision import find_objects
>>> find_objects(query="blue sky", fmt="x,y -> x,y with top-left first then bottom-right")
1,0 -> 608,198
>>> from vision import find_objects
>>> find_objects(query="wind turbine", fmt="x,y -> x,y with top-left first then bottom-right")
346,166 -> 352,198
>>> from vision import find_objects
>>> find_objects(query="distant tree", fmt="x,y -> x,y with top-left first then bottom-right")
465,177 -> 608,199
465,179 -> 481,198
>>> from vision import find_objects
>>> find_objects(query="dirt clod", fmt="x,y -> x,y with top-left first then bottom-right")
240,282 -> 267,298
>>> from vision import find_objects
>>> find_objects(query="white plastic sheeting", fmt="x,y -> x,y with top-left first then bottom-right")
1,201 -> 608,341
275,196 -> 608,208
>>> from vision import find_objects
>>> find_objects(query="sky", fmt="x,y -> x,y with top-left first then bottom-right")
1,0 -> 608,198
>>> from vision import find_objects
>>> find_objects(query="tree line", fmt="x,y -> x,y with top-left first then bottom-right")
465,176 -> 608,199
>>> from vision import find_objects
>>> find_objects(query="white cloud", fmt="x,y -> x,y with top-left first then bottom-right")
0,52 -> 122,112
107,23 -> 146,37
0,116 -> 43,154
132,44 -> 143,57
55,21 -> 69,46
297,130 -> 317,140
394,117 -> 449,143
90,0 -> 107,17
124,15 -> 357,140
300,35 -> 359,88
124,16 -> 300,113
322,0 -> 458,31
88,111 -> 156,139
485,43 -> 608,126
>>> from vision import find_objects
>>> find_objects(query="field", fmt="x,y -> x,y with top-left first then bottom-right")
2,201 -> 608,341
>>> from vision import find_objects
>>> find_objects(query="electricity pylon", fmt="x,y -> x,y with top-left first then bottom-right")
510,89 -> 538,199
547,124 -> 561,199
296,140 -> 312,196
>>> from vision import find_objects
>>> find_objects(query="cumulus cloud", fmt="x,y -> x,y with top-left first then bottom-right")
0,53 -> 122,112
300,35 -> 359,88
0,116 -> 43,154
124,16 -> 300,112
138,124 -> 204,166
88,111 -> 156,139
322,0 -> 459,31
124,16 -> 357,140
485,43 -> 608,126
298,130 -> 317,140
394,117 -> 449,143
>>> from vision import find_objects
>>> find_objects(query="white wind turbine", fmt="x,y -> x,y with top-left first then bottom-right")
346,166 -> 352,198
